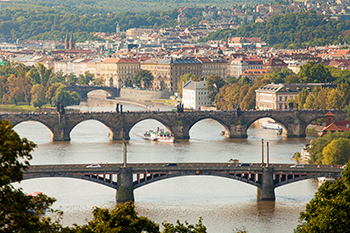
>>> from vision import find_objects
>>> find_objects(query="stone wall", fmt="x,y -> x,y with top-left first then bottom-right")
120,88 -> 171,100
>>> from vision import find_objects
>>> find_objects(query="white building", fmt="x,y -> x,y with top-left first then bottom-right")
182,80 -> 210,110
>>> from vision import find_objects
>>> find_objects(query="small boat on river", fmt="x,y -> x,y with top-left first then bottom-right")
261,121 -> 283,131
144,128 -> 175,143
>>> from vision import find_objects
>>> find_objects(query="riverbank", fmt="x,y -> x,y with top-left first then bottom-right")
0,104 -> 55,113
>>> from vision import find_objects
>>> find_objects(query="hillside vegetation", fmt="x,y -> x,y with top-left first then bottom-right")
202,11 -> 350,49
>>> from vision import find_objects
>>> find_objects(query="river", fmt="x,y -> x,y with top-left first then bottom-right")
12,98 -> 318,233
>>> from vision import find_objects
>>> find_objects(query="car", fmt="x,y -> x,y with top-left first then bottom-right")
240,163 -> 250,166
163,163 -> 177,167
290,164 -> 304,168
86,164 -> 101,168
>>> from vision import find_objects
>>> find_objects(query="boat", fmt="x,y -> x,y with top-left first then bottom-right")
261,121 -> 283,131
144,128 -> 175,143
143,130 -> 158,141
317,177 -> 335,184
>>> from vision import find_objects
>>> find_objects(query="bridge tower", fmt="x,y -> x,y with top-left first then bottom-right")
256,167 -> 275,201
116,142 -> 134,203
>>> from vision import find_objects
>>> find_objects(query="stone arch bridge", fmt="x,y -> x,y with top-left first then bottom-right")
0,110 -> 346,141
23,163 -> 343,203
66,86 -> 120,99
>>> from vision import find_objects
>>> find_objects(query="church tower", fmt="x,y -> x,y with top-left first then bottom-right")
69,34 -> 75,50
64,34 -> 69,49
116,23 -> 120,36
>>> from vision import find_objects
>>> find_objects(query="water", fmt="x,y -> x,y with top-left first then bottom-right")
12,98 -> 318,233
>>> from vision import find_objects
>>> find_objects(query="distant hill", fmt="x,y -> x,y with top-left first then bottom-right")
201,11 -> 350,49
1,0 -> 270,14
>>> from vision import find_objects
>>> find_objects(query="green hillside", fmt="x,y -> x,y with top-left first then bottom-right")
202,11 -> 350,49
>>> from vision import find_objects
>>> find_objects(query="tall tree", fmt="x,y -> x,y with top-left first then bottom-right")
132,69 -> 154,89
206,74 -> 225,102
298,62 -> 333,83
295,161 -> 350,232
31,84 -> 46,108
0,120 -> 65,232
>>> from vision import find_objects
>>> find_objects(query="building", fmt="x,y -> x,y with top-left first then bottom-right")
230,57 -> 264,77
100,58 -> 140,87
197,57 -> 227,80
240,68 -> 270,81
319,111 -> 350,136
255,83 -> 337,110
141,57 -> 202,91
182,80 -> 210,110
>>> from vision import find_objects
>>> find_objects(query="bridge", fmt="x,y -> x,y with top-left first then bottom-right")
23,163 -> 343,203
0,109 -> 346,141
66,86 -> 120,99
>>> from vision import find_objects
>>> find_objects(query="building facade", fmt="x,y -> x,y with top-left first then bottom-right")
230,57 -> 264,77
182,80 -> 210,110
255,83 -> 337,110
100,58 -> 140,87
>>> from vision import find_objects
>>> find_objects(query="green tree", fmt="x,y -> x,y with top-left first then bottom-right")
295,160 -> 350,232
49,70 -> 66,84
296,89 -> 309,109
298,62 -> 333,84
67,73 -> 78,86
0,120 -> 65,232
31,84 -> 46,108
132,69 -> 154,89
72,201 -> 159,232
78,71 -> 94,86
162,217 -> 207,233
322,138 -> 350,165
206,74 -> 225,102
51,85 -> 80,107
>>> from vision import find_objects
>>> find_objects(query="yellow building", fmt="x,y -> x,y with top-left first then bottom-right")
100,58 -> 140,87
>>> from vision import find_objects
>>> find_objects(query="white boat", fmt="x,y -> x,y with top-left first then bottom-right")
317,177 -> 335,183
144,128 -> 175,143
143,130 -> 158,141
261,121 -> 282,130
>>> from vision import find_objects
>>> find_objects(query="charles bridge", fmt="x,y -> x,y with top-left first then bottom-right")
22,162 -> 344,203
0,109 -> 346,141
66,86 -> 120,99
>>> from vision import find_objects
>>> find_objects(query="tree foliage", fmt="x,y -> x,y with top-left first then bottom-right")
308,131 -> 350,164
132,69 -> 154,89
295,160 -> 350,233
203,11 -> 350,49
0,120 -> 66,232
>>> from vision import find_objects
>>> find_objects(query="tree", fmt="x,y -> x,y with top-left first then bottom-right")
78,71 -> 94,86
51,85 -> 80,107
132,69 -> 154,89
67,73 -> 78,86
31,84 -> 46,108
0,120 -> 65,232
298,62 -> 333,84
295,160 -> 350,232
162,217 -> 207,233
27,63 -> 53,87
72,201 -> 159,232
206,74 -> 225,102
322,138 -> 350,165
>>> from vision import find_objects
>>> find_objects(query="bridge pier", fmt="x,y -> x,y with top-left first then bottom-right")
116,167 -> 134,203
256,167 -> 275,201
286,123 -> 306,137
228,124 -> 248,138
51,114 -> 71,141
171,125 -> 190,139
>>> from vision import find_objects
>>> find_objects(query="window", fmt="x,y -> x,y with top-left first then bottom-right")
285,96 -> 287,101
279,96 -> 282,101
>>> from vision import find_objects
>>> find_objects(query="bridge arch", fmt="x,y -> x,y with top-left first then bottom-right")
274,173 -> 340,188
246,116 -> 287,130
133,171 -> 261,190
22,174 -> 119,190
129,117 -> 174,137
188,117 -> 231,138
13,120 -> 54,141
69,119 -> 114,141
